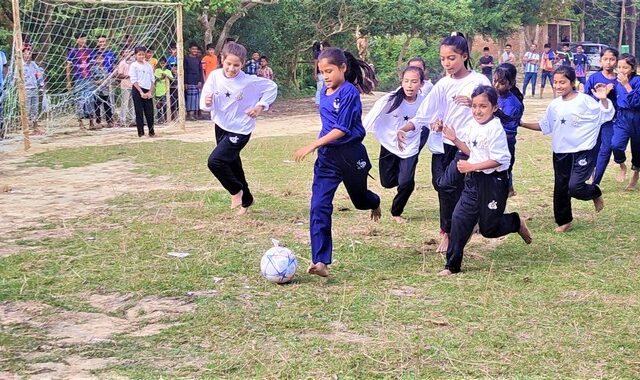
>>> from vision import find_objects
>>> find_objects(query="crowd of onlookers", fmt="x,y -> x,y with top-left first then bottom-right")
0,33 -> 275,137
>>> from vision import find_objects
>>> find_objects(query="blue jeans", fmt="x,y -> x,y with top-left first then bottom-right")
523,72 -> 537,96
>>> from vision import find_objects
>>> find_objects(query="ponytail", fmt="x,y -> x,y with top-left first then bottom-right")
318,47 -> 378,94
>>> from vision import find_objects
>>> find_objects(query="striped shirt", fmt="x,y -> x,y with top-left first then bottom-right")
523,51 -> 540,73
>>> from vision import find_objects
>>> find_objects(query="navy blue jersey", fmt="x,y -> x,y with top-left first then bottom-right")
616,76 -> 640,110
497,91 -> 524,135
585,71 -> 618,127
319,82 -> 365,145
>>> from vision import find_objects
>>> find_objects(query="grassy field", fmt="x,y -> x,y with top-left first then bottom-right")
1,129 -> 640,379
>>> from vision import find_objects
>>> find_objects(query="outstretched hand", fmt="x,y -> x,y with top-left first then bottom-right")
293,144 -> 316,162
591,83 -> 614,99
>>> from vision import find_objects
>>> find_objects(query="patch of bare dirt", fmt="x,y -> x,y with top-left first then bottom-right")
1,295 -> 200,378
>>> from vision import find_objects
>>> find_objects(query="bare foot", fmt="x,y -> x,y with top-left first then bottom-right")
237,206 -> 249,216
307,262 -> 329,277
370,206 -> 381,222
626,170 -> 639,191
593,196 -> 604,212
508,186 -> 516,198
230,190 -> 243,209
437,269 -> 454,277
617,163 -> 627,183
436,233 -> 449,253
392,216 -> 407,224
555,223 -> 572,233
518,217 -> 532,244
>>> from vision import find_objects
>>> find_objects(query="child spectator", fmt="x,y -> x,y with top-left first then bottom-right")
479,46 -> 494,82
129,46 -> 156,137
202,43 -> 218,80
167,43 -> 179,120
146,48 -> 158,69
116,49 -> 135,127
573,44 -> 588,90
66,33 -> 96,129
244,51 -> 260,75
91,53 -> 114,128
154,57 -> 174,124
23,47 -> 45,134
184,41 -> 205,121
257,56 -> 274,80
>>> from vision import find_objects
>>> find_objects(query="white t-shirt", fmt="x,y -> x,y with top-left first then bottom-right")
129,61 -> 155,90
410,71 -> 491,154
200,68 -> 278,135
539,92 -> 615,153
364,94 -> 423,158
465,117 -> 511,174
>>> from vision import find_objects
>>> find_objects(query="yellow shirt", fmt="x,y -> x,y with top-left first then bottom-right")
148,57 -> 158,69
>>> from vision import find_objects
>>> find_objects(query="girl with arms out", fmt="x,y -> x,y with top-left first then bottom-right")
440,86 -> 532,276
200,42 -> 278,215
521,66 -> 614,232
294,47 -> 381,277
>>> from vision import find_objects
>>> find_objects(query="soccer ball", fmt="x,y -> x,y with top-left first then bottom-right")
260,246 -> 298,284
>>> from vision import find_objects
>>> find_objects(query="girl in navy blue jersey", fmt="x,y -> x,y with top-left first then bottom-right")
611,53 -> 640,190
294,47 -> 381,277
493,63 -> 524,196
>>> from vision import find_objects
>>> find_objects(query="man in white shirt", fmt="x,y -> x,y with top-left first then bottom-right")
499,44 -> 516,64
522,43 -> 540,97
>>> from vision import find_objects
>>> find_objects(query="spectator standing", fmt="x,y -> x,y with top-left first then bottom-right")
257,56 -> 274,80
202,43 -> 218,80
244,51 -> 260,75
478,46 -> 494,82
499,44 -> 516,64
66,33 -> 96,129
522,43 -> 540,97
184,42 -> 204,121
539,43 -> 556,98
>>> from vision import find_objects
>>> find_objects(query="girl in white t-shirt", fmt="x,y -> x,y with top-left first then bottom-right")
364,66 -> 426,223
398,32 -> 491,252
521,66 -> 614,233
439,85 -> 532,276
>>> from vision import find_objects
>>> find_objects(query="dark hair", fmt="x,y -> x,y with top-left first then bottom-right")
222,41 -> 247,62
206,43 -> 215,50
189,41 -> 199,49
441,32 -> 471,70
472,85 -> 499,105
98,35 -> 107,40
483,46 -> 490,51
505,44 -> 512,48
76,32 -> 87,39
577,44 -> 584,49
387,66 -> 425,114
169,43 -> 177,49
562,42 -> 570,48
94,52 -> 104,60
543,43 -> 550,48
554,65 -> 577,88
602,47 -> 619,58
321,40 -> 331,49
493,63 -> 523,103
159,57 -> 167,63
318,47 -> 377,94
260,55 -> 269,62
146,48 -> 153,52
407,57 -> 426,71
619,53 -> 638,78
134,46 -> 146,54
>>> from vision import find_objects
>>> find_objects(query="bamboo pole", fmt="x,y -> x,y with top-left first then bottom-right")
51,0 -> 180,5
165,77 -> 171,123
11,0 -> 30,151
176,3 -> 186,130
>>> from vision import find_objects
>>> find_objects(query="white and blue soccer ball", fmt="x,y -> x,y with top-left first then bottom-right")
260,245 -> 298,284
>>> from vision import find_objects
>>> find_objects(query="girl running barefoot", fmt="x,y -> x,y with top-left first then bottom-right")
364,66 -> 427,223
521,66 -> 614,233
200,42 -> 277,216
586,48 -> 628,186
398,32 -> 491,253
611,53 -> 640,190
493,63 -> 524,197
294,47 -> 381,277
439,86 -> 531,276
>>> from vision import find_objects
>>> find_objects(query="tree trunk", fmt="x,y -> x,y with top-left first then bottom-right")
619,0 -> 626,49
625,0 -> 636,55
200,10 -> 216,46
215,3 -> 258,52
396,34 -> 414,75
285,54 -> 298,87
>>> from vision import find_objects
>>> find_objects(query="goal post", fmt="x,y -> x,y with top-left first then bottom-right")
6,0 -> 186,150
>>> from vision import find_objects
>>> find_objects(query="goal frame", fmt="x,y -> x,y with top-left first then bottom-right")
10,0 -> 186,150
